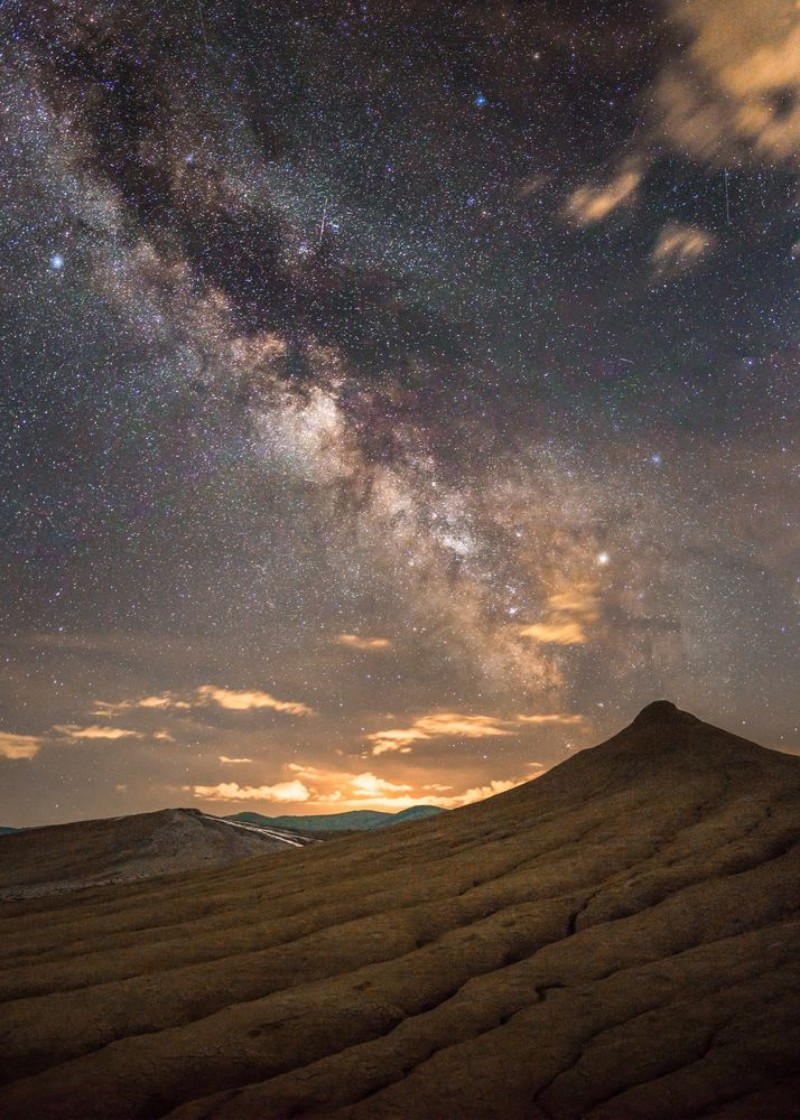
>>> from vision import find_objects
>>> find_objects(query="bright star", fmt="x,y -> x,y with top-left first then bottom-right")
49,254 -> 64,270
474,94 -> 487,107
597,552 -> 610,566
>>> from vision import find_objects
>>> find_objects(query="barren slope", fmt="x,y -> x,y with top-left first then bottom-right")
0,702 -> 798,1119
0,808 -> 315,900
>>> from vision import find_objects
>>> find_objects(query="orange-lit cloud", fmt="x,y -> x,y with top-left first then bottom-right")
187,755 -> 548,812
368,711 -> 517,756
516,173 -> 551,198
312,765 -> 546,811
219,755 -> 254,764
652,223 -> 715,271
92,694 -> 190,716
563,163 -> 642,225
0,732 -> 42,760
93,685 -> 315,718
657,0 -> 800,167
333,633 -> 392,651
519,584 -> 600,646
195,685 -> 315,716
52,724 -> 145,741
518,620 -> 588,645
455,771 -> 544,806
349,772 -> 413,797
189,779 -> 311,803
546,588 -> 601,616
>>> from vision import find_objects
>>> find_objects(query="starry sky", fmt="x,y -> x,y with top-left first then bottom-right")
1,0 -> 798,827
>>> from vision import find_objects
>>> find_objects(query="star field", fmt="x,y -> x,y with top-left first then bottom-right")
0,0 -> 798,825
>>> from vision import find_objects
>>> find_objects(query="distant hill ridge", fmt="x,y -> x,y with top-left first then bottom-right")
0,807 -> 317,900
224,805 -> 446,831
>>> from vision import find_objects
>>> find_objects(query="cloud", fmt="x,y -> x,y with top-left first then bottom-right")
652,223 -> 716,272
329,767 -> 544,810
287,762 -> 327,779
456,774 -> 541,806
519,584 -> 600,646
93,685 -> 315,718
657,0 -> 800,167
0,732 -> 42,760
189,759 -> 547,812
516,173 -> 551,199
52,724 -> 144,741
92,695 -> 190,716
219,755 -> 254,764
518,621 -> 588,645
188,779 -> 311,803
333,634 -> 392,651
368,711 -> 517,756
196,685 -> 316,716
563,162 -> 643,225
349,772 -> 414,797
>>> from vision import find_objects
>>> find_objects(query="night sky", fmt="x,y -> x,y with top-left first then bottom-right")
1,0 -> 798,828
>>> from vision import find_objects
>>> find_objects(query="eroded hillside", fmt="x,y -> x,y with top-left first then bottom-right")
0,702 -> 798,1119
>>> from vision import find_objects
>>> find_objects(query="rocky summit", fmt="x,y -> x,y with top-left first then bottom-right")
0,703 -> 798,1119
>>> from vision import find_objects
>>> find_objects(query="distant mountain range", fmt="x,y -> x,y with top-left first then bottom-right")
223,805 -> 446,832
0,827 -> 19,836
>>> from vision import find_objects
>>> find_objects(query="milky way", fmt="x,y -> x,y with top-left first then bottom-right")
1,1 -> 798,825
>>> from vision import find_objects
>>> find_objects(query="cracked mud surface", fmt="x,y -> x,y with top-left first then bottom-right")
0,703 -> 798,1119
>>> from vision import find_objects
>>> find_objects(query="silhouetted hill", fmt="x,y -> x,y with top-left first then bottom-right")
225,804 -> 445,832
0,808 -> 316,900
0,702 -> 797,1119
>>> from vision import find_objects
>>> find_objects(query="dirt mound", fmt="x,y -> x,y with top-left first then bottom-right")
0,808 -> 315,900
0,704 -> 798,1119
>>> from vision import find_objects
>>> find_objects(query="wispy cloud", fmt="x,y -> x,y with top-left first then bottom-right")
652,223 -> 715,272
333,633 -> 392,651
219,755 -> 254,764
0,732 -> 43,760
455,772 -> 543,807
93,684 -> 315,718
519,584 -> 600,646
195,685 -> 315,715
518,620 -> 587,645
189,759 -> 547,812
563,162 -> 643,225
92,694 -> 190,716
188,779 -> 311,803
368,711 -> 517,756
311,766 -> 546,810
349,772 -> 413,797
52,724 -> 144,741
516,173 -> 551,199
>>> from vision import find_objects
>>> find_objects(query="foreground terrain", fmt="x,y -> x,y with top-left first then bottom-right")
0,701 -> 798,1118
